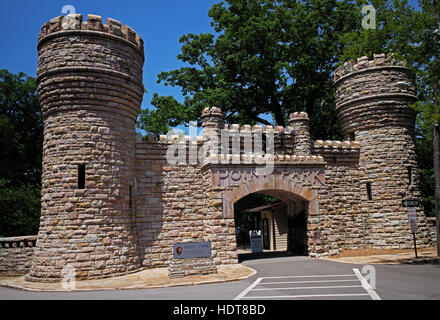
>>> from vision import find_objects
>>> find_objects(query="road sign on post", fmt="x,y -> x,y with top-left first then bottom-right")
402,199 -> 420,207
407,208 -> 418,258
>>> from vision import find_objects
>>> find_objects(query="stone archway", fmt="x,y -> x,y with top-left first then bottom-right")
208,165 -> 324,219
204,163 -> 325,261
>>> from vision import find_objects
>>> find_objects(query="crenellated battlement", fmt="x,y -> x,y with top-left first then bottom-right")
200,153 -> 325,165
313,140 -> 360,151
333,53 -> 417,137
289,112 -> 309,120
136,107 -> 327,167
333,53 -> 408,83
38,14 -> 144,54
312,140 -> 360,164
141,107 -> 305,157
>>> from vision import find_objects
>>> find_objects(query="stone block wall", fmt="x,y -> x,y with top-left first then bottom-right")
134,139 -> 237,269
311,141 -> 362,254
0,236 -> 37,276
168,258 -> 217,278
356,127 -> 432,248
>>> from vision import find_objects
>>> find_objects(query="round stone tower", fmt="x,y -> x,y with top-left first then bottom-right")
27,14 -> 144,281
334,54 -> 433,248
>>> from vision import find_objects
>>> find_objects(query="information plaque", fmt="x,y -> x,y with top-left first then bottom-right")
173,241 -> 212,259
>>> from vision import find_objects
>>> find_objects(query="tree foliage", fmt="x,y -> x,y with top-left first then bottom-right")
0,179 -> 41,237
338,0 -> 419,63
415,123 -> 435,216
339,0 -> 439,126
410,0 -> 440,129
139,0 -> 362,140
0,70 -> 42,237
139,0 -> 439,216
0,70 -> 43,185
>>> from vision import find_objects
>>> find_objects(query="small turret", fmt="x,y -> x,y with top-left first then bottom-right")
201,106 -> 223,137
289,112 -> 311,155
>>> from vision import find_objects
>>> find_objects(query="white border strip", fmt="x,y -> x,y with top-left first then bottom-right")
234,277 -> 263,300
352,268 -> 381,300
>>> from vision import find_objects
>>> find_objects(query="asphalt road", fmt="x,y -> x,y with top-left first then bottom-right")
0,255 -> 439,300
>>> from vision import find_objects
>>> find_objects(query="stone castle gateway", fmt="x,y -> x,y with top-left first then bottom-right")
26,14 -> 434,282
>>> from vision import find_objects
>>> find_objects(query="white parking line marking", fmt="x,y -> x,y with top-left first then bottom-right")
353,268 -> 382,300
260,279 -> 359,285
241,293 -> 370,299
260,274 -> 356,279
235,271 -> 376,300
252,285 -> 363,291
233,277 -> 263,300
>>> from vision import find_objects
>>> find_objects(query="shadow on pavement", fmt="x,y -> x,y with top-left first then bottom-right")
238,251 -> 305,263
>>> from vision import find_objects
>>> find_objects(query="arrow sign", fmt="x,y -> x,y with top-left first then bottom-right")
402,199 -> 420,207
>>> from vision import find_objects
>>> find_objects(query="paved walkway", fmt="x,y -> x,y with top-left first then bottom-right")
0,264 -> 256,292
319,248 -> 439,265
1,249 -> 438,293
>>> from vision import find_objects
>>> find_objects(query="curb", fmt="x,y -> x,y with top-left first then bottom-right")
0,266 -> 257,292
401,257 -> 440,265
319,255 -> 439,265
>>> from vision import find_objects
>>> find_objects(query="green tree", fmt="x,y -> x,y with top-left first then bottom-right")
0,70 -> 42,237
410,0 -> 440,127
338,0 -> 419,63
0,70 -> 43,185
415,123 -> 435,216
411,1 -> 440,217
139,0 -> 360,140
0,179 -> 41,237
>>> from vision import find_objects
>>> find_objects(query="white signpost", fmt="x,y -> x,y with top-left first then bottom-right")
407,207 -> 418,258
250,231 -> 263,253
407,208 -> 417,233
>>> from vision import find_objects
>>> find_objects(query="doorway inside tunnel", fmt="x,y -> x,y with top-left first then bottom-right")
233,190 -> 308,261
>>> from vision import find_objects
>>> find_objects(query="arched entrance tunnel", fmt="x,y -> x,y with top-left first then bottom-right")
233,189 -> 308,261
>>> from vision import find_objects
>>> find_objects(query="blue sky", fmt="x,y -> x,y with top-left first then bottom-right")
0,0 -> 219,133
0,0 -> 421,135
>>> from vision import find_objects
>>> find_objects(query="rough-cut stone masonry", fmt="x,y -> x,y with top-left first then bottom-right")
334,54 -> 431,250
312,142 -> 362,254
134,139 -> 237,268
18,15 -> 435,283
0,236 -> 37,276
28,14 -> 144,282
168,257 -> 217,278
